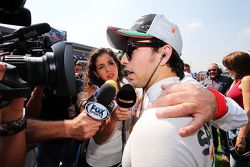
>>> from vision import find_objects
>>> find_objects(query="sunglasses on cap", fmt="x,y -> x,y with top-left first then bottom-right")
120,41 -> 163,61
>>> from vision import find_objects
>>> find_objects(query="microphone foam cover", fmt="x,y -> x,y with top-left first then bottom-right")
105,80 -> 118,93
96,80 -> 117,106
117,84 -> 136,108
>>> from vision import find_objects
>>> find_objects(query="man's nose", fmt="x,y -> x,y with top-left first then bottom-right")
120,53 -> 129,65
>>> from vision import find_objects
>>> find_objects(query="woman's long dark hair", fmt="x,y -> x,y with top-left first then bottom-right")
85,48 -> 123,88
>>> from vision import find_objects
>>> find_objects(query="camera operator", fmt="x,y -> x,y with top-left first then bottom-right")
0,62 -> 26,167
24,83 -> 101,166
0,1 -> 102,166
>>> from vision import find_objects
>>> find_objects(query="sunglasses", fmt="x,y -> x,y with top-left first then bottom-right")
208,69 -> 217,72
121,41 -> 163,61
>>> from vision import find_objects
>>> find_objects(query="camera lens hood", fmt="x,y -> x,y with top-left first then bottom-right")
51,42 -> 76,96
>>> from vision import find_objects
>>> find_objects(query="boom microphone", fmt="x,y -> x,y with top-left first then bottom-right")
85,80 -> 118,120
116,84 -> 136,108
0,23 -> 51,43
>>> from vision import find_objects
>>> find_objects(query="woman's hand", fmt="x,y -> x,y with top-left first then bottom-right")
235,135 -> 246,152
111,106 -> 130,121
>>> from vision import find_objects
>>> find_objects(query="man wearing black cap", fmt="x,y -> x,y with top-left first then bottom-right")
107,14 -> 213,167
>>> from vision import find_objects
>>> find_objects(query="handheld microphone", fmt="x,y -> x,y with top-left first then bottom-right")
116,84 -> 136,150
84,80 -> 118,120
116,84 -> 136,108
0,23 -> 51,42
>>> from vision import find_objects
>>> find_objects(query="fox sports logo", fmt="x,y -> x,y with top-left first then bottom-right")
85,102 -> 110,120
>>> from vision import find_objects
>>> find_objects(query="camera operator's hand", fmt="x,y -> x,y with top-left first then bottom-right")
64,111 -> 102,140
26,110 -> 102,143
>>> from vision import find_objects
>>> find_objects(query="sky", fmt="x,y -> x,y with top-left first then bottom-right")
7,0 -> 250,72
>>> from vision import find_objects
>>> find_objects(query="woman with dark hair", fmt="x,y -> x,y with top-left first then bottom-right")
222,51 -> 250,167
86,48 -> 123,88
77,48 -> 131,167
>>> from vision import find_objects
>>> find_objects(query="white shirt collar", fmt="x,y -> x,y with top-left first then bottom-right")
145,77 -> 180,102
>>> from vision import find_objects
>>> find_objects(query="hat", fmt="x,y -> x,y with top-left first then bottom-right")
107,14 -> 183,56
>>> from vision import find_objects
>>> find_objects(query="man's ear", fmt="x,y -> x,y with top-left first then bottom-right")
160,45 -> 172,65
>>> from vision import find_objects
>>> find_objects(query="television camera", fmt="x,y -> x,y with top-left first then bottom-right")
0,23 -> 76,108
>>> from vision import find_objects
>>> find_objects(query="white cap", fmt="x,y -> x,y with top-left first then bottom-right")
107,14 -> 183,56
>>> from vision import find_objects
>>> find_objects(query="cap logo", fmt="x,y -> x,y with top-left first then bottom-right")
131,14 -> 156,33
171,27 -> 176,33
135,21 -> 144,25
141,24 -> 151,29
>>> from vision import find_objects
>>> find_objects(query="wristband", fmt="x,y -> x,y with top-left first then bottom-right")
0,110 -> 27,136
207,88 -> 228,119
80,100 -> 87,108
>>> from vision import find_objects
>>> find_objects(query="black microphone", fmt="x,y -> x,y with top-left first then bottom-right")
116,84 -> 136,108
84,80 -> 118,120
0,23 -> 51,42
116,84 -> 136,150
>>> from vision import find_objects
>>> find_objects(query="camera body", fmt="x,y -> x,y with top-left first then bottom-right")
0,24 -> 76,108
0,2 -> 77,109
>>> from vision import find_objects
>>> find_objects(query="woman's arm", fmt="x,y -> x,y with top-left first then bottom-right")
93,106 -> 130,144
236,76 -> 250,150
